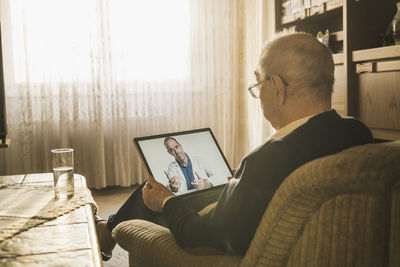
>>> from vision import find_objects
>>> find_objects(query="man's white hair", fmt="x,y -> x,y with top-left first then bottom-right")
257,29 -> 334,101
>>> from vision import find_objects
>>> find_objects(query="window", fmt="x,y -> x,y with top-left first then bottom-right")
9,0 -> 190,83
109,0 -> 190,81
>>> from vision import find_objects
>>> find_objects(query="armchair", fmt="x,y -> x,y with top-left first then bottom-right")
113,141 -> 400,266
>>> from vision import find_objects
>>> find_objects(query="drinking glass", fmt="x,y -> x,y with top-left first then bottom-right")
51,148 -> 74,199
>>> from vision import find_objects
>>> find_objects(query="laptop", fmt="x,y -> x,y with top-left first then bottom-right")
133,128 -> 233,207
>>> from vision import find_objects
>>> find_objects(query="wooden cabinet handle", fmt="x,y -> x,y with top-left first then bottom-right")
356,62 -> 374,73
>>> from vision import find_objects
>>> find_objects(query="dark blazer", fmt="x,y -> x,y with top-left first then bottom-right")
163,110 -> 373,255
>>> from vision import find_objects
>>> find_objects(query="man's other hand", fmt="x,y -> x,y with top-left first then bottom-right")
143,176 -> 175,212
164,171 -> 181,193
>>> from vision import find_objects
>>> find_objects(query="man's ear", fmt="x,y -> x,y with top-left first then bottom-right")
270,74 -> 286,105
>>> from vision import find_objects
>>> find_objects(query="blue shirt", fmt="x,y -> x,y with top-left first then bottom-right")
178,153 -> 195,190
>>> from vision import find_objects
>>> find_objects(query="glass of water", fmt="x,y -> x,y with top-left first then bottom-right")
51,148 -> 74,199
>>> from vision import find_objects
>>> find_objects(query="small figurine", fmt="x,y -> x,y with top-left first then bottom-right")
317,29 -> 329,47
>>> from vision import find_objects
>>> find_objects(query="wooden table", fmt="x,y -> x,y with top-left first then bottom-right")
0,173 -> 102,266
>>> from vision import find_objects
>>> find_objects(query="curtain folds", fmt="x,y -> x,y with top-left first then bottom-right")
0,0 -> 272,188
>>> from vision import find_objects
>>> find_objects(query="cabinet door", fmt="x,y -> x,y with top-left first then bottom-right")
358,69 -> 400,140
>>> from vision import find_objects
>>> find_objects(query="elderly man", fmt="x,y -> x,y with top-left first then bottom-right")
97,32 -> 372,259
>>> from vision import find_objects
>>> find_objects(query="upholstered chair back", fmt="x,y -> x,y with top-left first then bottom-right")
242,141 -> 400,267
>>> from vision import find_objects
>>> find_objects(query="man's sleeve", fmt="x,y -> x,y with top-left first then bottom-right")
166,162 -> 185,193
164,163 -> 174,188
162,141 -> 293,254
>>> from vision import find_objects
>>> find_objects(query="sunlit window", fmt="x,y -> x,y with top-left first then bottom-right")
109,0 -> 189,81
10,0 -> 190,83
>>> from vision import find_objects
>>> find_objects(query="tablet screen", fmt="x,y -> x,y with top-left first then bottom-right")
134,128 -> 233,197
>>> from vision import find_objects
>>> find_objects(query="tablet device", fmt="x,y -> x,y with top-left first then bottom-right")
133,128 -> 233,198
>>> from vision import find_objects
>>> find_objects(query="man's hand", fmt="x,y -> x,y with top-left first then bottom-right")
227,168 -> 237,181
142,176 -> 175,212
164,171 -> 181,193
192,172 -> 212,189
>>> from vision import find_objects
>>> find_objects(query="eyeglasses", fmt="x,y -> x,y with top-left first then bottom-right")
248,76 -> 270,98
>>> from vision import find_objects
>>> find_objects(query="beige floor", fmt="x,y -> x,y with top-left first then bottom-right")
91,185 -> 139,267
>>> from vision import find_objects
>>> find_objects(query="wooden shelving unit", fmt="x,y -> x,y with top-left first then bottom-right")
281,1 -> 343,26
353,45 -> 400,62
352,45 -> 400,140
275,0 -> 399,140
332,53 -> 344,64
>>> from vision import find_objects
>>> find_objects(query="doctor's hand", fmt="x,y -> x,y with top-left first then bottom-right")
142,176 -> 175,212
164,171 -> 181,193
192,172 -> 212,189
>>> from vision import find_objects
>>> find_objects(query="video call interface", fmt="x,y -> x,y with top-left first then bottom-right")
135,129 -> 233,196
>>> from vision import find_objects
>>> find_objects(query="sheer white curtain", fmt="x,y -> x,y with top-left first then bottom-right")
0,0 -> 272,188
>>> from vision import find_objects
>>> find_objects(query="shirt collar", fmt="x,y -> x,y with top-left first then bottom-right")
267,114 -> 316,141
177,153 -> 191,168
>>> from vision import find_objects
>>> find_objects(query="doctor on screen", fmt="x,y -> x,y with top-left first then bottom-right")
163,136 -> 215,194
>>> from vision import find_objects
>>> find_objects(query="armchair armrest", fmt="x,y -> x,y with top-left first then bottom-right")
112,219 -> 241,267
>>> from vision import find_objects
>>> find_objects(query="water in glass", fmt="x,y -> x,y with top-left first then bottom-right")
53,166 -> 74,198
